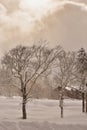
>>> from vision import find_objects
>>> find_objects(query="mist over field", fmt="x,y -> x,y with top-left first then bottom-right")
0,0 -> 87,57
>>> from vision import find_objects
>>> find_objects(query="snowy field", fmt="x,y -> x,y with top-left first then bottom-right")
0,97 -> 87,130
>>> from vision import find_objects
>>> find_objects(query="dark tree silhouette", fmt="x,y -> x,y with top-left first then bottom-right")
77,48 -> 87,112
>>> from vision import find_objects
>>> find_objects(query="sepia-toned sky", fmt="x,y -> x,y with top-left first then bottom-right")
0,0 -> 87,57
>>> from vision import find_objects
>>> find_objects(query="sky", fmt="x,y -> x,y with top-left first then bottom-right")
0,0 -> 87,57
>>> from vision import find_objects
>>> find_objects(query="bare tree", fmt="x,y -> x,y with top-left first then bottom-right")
1,44 -> 62,119
53,51 -> 76,118
76,48 -> 87,112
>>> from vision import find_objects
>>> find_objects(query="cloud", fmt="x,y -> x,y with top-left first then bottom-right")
62,1 -> 87,10
0,0 -> 59,32
38,0 -> 87,50
0,3 -> 6,13
0,0 -> 87,56
0,0 -> 59,53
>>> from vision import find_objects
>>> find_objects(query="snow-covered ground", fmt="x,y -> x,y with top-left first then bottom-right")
0,97 -> 87,130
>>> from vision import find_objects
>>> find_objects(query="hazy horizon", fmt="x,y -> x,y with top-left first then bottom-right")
0,0 -> 87,56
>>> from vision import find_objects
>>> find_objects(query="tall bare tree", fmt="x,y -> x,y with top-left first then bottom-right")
2,44 -> 62,119
54,51 -> 76,118
76,48 -> 87,112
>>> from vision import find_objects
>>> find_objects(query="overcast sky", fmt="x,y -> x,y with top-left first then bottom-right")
0,0 -> 87,57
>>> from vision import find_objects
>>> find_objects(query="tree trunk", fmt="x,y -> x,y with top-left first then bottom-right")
22,85 -> 27,119
86,93 -> 87,113
22,100 -> 27,119
59,92 -> 64,118
82,92 -> 85,112
61,104 -> 63,118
